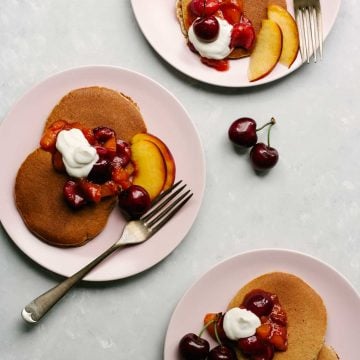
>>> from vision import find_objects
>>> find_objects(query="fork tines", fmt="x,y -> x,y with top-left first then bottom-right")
294,0 -> 323,63
141,181 -> 193,233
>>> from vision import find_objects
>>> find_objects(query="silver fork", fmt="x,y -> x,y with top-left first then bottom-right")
294,0 -> 323,63
21,181 -> 192,324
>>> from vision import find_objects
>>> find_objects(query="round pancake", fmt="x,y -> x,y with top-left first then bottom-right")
15,86 -> 147,247
317,345 -> 339,360
176,0 -> 287,59
227,272 -> 327,360
15,149 -> 116,247
45,86 -> 146,141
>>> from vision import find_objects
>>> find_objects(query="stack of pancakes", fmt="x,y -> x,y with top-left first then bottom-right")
176,0 -> 287,58
227,272 -> 339,360
15,87 -> 146,247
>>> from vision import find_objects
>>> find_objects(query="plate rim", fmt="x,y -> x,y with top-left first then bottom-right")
0,64 -> 206,281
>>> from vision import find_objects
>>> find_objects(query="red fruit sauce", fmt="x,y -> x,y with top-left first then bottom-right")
186,0 -> 253,72
201,57 -> 229,71
204,289 -> 288,360
240,289 -> 288,357
40,120 -> 134,209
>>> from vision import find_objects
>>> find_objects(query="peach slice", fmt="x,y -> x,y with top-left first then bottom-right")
130,140 -> 166,200
268,5 -> 299,68
248,19 -> 282,82
131,133 -> 176,191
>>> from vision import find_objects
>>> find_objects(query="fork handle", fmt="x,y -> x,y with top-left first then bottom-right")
21,242 -> 122,324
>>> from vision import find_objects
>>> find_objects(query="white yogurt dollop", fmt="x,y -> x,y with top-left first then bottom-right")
223,307 -> 261,340
188,17 -> 233,60
56,128 -> 99,178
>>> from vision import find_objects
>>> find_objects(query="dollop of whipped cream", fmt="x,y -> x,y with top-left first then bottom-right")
56,128 -> 99,178
223,307 -> 261,340
188,17 -> 233,59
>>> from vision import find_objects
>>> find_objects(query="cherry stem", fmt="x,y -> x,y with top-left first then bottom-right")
198,315 -> 223,345
267,117 -> 276,147
256,117 -> 276,133
199,319 -> 215,338
202,0 -> 206,17
213,316 -> 222,345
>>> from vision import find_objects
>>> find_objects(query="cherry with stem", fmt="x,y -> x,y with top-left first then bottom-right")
228,117 -> 275,149
250,117 -> 279,171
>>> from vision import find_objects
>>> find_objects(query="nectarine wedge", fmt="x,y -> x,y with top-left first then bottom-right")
248,19 -> 282,82
131,133 -> 175,191
130,140 -> 166,200
268,5 -> 299,68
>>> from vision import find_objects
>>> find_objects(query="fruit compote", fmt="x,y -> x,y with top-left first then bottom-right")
40,120 -> 149,216
193,290 -> 288,360
239,290 -> 288,358
187,0 -> 243,28
185,0 -> 255,71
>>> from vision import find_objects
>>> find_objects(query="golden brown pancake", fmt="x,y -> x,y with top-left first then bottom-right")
227,272 -> 327,360
45,86 -> 146,141
176,0 -> 287,59
15,87 -> 146,247
15,149 -> 117,247
317,345 -> 339,360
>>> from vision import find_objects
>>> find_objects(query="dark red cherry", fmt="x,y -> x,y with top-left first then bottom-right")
93,126 -> 116,142
250,143 -> 279,171
193,16 -> 220,42
95,145 -> 110,158
113,139 -> 131,167
250,117 -> 278,171
179,333 -> 210,360
243,291 -> 274,317
111,155 -> 129,169
63,180 -> 87,209
231,17 -> 255,49
88,158 -> 112,184
237,335 -> 266,355
118,185 -> 151,219
116,139 -> 131,156
251,343 -> 274,360
191,0 -> 220,17
208,345 -> 236,360
228,117 -> 257,148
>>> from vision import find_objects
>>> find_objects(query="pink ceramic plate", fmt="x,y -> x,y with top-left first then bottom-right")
164,249 -> 360,359
131,0 -> 341,87
0,66 -> 205,281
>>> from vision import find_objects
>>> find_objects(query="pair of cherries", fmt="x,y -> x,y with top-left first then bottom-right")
179,320 -> 235,360
228,117 -> 279,171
